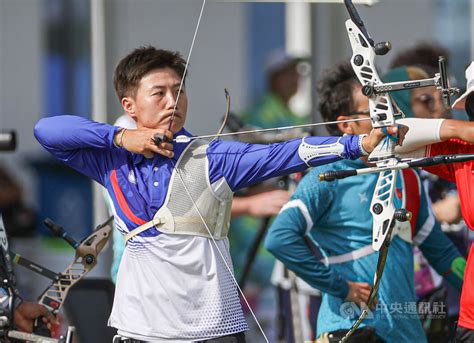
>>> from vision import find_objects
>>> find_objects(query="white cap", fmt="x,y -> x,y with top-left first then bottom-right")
453,61 -> 474,110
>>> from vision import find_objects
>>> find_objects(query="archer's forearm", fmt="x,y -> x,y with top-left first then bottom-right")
34,115 -> 118,185
440,119 -> 474,143
265,207 -> 349,299
34,115 -> 118,153
395,118 -> 444,156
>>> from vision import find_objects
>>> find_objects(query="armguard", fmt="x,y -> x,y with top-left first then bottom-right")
298,137 -> 344,166
395,118 -> 444,155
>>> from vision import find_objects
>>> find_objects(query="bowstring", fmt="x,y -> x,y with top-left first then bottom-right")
167,0 -> 206,132
172,158 -> 269,342
169,1 -> 268,340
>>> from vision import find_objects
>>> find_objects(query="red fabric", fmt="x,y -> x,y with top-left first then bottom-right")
425,139 -> 474,230
401,169 -> 421,238
110,169 -> 147,226
460,244 -> 474,329
424,139 -> 474,328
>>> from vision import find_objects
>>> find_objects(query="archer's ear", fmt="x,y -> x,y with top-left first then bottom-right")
336,115 -> 354,135
121,97 -> 136,119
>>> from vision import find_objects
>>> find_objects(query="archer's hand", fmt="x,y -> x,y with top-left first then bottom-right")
231,190 -> 290,218
345,281 -> 377,308
362,125 -> 409,153
118,128 -> 174,159
14,302 -> 58,333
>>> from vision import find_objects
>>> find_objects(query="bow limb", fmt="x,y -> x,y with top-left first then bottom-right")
339,222 -> 393,343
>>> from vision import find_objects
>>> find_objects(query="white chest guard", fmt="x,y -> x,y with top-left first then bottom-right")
124,139 -> 233,243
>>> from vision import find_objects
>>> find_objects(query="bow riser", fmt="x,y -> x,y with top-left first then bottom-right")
370,170 -> 397,250
38,223 -> 112,313
346,17 -> 399,251
346,19 -> 396,129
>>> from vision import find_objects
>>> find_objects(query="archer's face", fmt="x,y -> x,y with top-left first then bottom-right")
122,67 -> 188,133
348,86 -> 372,135
411,86 -> 450,119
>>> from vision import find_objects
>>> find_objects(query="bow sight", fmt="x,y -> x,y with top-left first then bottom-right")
345,0 -> 458,112
360,56 -> 459,108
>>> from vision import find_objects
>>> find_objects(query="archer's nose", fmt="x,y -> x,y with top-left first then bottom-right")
165,91 -> 177,109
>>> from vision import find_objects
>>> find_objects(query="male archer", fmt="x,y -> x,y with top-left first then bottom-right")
35,46 -> 397,342
396,61 -> 474,343
265,60 -> 465,342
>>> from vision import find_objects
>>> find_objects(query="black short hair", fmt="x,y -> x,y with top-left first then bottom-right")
113,46 -> 186,101
389,41 -> 450,75
317,60 -> 359,135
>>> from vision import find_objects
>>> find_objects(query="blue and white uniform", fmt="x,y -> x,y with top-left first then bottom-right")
265,159 -> 464,342
34,115 -> 363,342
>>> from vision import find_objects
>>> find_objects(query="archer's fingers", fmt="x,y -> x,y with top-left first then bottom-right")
19,303 -> 48,319
156,148 -> 174,159
148,145 -> 174,158
153,129 -> 174,143
157,142 -> 174,152
358,282 -> 372,290
15,316 -> 32,333
44,314 -> 59,326
359,289 -> 371,299
387,126 -> 398,135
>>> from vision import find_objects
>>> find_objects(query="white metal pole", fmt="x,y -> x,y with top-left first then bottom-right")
91,0 -> 108,228
285,2 -> 312,122
285,2 -> 311,56
284,3 -> 312,340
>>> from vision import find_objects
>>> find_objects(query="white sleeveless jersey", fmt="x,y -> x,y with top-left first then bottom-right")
108,140 -> 247,341
109,235 -> 248,341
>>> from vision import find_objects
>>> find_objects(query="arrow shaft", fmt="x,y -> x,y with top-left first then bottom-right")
175,117 -> 372,142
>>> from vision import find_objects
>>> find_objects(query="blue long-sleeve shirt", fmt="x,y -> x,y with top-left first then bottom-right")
34,115 -> 363,237
265,159 -> 464,342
